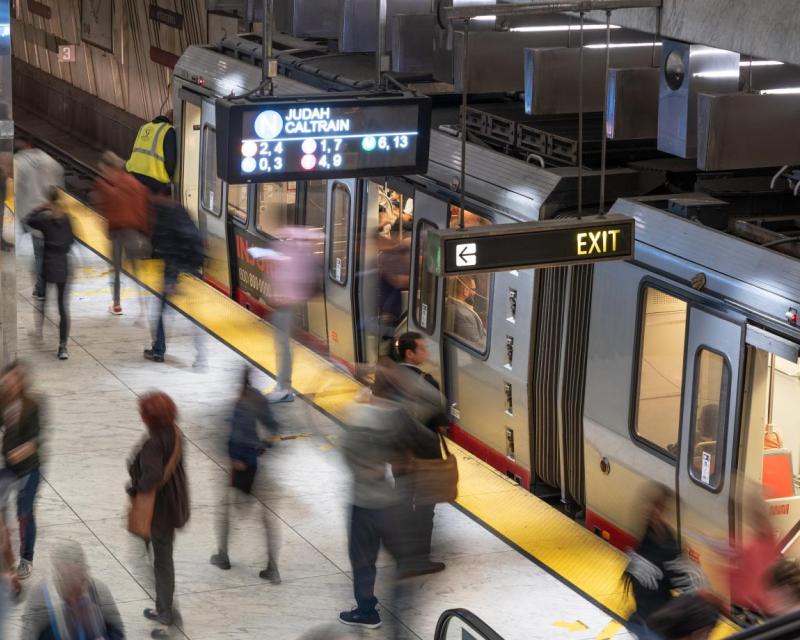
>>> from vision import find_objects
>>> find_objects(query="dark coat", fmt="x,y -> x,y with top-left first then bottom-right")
128,427 -> 190,532
151,197 -> 203,277
0,396 -> 43,476
228,386 -> 280,468
25,208 -> 74,283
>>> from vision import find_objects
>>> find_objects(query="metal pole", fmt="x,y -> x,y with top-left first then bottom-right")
598,9 -> 611,215
577,12 -> 584,217
459,18 -> 471,230
262,0 -> 274,94
556,266 -> 573,507
376,0 -> 388,89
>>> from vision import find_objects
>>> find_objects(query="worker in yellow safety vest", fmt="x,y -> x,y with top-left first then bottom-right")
126,114 -> 177,195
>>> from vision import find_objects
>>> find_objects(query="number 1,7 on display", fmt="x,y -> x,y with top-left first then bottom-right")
320,139 -> 343,152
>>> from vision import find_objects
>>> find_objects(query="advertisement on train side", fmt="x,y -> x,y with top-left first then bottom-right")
216,92 -> 431,183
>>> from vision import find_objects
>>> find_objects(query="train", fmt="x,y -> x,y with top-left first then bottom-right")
170,25 -> 800,599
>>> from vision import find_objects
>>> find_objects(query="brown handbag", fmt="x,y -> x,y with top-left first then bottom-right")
413,434 -> 459,505
127,428 -> 182,541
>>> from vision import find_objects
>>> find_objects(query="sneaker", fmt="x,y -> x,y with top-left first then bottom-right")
143,608 -> 173,626
338,608 -> 382,629
108,304 -> 123,315
143,349 -> 164,363
57,345 -> 69,360
32,290 -> 44,301
209,551 -> 231,570
16,559 -> 32,581
259,562 -> 281,584
265,387 -> 295,403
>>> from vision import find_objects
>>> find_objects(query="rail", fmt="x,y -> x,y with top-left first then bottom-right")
729,611 -> 800,640
434,609 -> 506,640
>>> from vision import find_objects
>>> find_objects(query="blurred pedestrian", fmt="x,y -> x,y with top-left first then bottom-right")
143,194 -> 204,364
376,238 -> 410,354
25,187 -> 74,360
210,367 -> 282,583
769,557 -> 800,616
14,134 -> 64,299
0,361 -> 44,581
373,332 -> 447,576
248,226 -> 322,403
623,484 -> 704,639
339,390 -> 438,629
127,391 -> 190,636
647,594 -> 719,640
92,150 -> 151,317
20,541 -> 124,639
126,113 -> 176,196
0,469 -> 20,636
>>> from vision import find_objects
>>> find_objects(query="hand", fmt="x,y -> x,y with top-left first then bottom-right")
665,557 -> 707,593
7,442 -> 35,465
626,552 -> 663,590
231,460 -> 247,471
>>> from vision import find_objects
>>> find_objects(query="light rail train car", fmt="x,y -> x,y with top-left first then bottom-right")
171,36 -> 646,495
584,194 -> 800,596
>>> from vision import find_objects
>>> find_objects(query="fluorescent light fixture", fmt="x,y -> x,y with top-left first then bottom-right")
510,24 -> 621,33
741,60 -> 784,67
473,15 -> 496,21
693,70 -> 740,79
760,87 -> 800,95
585,42 -> 659,49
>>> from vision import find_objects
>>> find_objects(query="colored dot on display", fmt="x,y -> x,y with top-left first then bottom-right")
301,154 -> 317,170
241,141 -> 258,157
362,136 -> 376,152
302,139 -> 317,154
241,157 -> 257,174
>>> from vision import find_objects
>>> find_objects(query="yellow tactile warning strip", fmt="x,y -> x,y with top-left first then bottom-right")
60,193 -> 737,638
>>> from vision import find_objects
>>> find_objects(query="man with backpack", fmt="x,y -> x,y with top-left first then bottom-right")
143,194 -> 204,364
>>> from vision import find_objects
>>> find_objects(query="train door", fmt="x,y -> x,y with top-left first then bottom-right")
737,329 -> 800,559
198,99 -> 232,293
407,191 -> 449,384
677,306 -> 745,594
324,178 -> 359,366
180,98 -> 201,225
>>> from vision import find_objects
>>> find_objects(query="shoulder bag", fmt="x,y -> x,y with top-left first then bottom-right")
127,428 -> 182,541
413,434 -> 459,505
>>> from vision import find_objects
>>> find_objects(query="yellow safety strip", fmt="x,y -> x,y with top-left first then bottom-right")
58,192 -> 737,638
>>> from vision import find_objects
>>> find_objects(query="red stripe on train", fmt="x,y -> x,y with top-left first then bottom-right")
585,509 -> 639,551
447,424 -> 532,488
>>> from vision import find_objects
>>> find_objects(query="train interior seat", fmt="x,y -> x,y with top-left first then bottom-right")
763,448 -> 795,499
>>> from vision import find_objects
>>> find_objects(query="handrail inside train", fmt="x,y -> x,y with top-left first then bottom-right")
434,609 -> 506,640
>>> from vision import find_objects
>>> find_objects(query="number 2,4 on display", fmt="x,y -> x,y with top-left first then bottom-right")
259,141 -> 284,155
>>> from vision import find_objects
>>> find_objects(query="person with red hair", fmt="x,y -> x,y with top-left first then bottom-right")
127,391 -> 190,638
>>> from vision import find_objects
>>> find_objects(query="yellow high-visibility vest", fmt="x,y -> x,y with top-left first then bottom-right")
126,122 -> 173,184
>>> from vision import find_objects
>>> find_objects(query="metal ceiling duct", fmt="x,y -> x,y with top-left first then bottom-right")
524,44 -> 659,114
697,93 -> 800,171
273,0 -> 340,38
339,0 -> 434,53
657,39 -> 740,159
392,13 -> 436,74
605,67 -> 660,139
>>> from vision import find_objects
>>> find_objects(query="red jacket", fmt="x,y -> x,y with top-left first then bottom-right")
92,169 -> 151,234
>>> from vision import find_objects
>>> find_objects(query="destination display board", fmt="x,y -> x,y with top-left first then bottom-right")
216,92 -> 432,183
426,215 -> 635,276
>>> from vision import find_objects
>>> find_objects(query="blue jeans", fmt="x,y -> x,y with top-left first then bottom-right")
32,234 -> 45,295
152,270 -> 178,357
17,468 -> 41,562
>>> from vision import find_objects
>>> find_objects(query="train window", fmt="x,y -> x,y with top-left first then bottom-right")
256,182 -> 297,237
444,206 -> 491,352
634,287 -> 688,456
201,126 -> 223,215
689,349 -> 730,490
227,183 -> 248,223
414,221 -> 437,334
329,182 -> 351,284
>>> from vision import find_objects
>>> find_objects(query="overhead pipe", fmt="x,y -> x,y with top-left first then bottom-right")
443,0 -> 662,21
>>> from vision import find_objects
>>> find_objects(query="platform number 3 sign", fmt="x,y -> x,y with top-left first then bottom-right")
58,45 -> 76,63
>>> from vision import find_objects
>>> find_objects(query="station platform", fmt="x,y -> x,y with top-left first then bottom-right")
1,194 -> 731,639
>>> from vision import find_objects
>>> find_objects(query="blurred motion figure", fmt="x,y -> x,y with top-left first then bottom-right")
92,150 -> 151,317
210,367 -> 282,583
21,541 -> 124,639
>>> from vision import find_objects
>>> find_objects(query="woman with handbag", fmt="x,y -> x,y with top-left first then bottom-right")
127,391 -> 189,637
